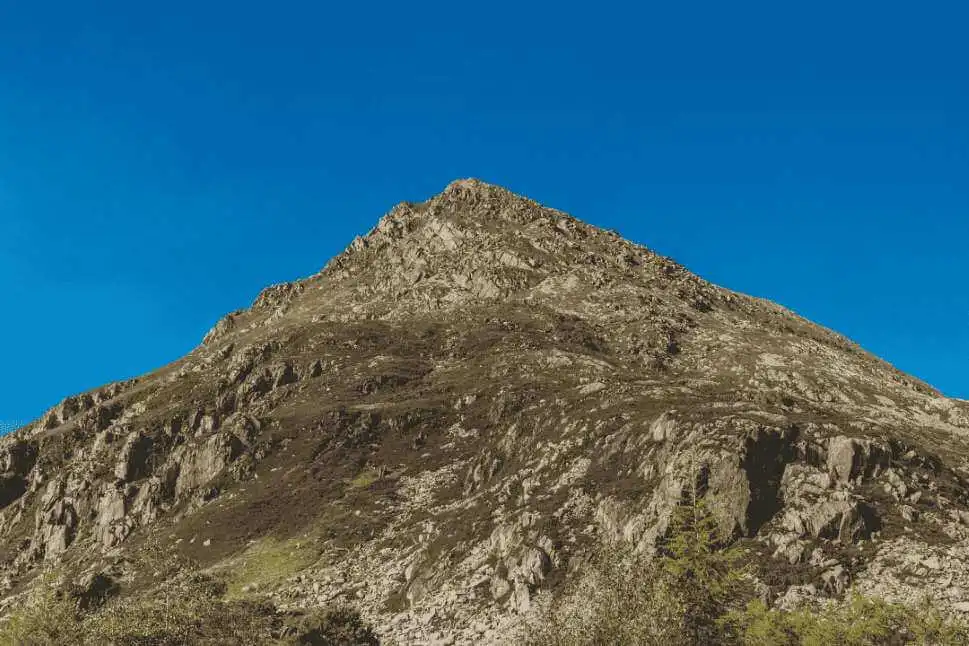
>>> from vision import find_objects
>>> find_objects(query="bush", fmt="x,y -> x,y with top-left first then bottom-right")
525,494 -> 749,646
526,490 -> 969,646
0,567 -> 379,646
281,606 -> 380,646
0,577 -> 85,646
729,595 -> 969,646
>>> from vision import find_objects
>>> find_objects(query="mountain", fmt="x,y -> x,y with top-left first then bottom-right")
2,179 -> 969,644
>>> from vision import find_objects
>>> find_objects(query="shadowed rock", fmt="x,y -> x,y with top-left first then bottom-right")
1,180 -> 968,644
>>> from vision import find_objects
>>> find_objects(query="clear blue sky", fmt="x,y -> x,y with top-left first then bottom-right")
0,1 -> 966,427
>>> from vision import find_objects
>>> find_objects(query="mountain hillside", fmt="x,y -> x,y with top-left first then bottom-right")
3,179 -> 969,644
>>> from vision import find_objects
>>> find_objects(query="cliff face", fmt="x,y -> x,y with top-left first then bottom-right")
3,179 -> 969,643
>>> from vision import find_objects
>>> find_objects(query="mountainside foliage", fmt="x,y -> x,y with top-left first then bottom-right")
4,181 -> 969,644
0,547 -> 379,646
526,491 -> 969,646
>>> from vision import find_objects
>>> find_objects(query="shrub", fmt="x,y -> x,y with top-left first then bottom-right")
728,595 -> 969,646
525,492 -> 749,646
0,564 -> 378,645
526,489 -> 969,646
280,606 -> 380,646
523,543 -> 687,646
0,577 -> 85,646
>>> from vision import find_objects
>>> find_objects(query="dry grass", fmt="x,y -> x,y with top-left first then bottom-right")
0,549 -> 377,646
220,536 -> 321,598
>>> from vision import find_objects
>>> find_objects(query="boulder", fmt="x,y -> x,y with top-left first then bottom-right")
803,499 -> 877,542
69,571 -> 120,611
0,440 -> 36,508
174,432 -> 245,498
114,432 -> 153,482
517,546 -> 552,585
827,436 -> 890,485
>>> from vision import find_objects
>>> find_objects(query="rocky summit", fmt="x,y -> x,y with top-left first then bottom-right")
2,179 -> 969,643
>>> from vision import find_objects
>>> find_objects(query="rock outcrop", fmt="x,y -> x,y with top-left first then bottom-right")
2,179 -> 968,644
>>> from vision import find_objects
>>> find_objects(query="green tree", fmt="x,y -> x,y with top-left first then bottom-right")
660,484 -> 751,645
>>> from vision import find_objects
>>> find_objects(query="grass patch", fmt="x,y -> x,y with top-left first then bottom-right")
349,468 -> 382,489
0,555 -> 378,645
221,536 -> 321,598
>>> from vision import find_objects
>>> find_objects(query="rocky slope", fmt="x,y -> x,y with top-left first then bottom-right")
2,179 -> 969,644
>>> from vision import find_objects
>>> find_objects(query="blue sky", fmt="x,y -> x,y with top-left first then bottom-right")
0,1 -> 966,426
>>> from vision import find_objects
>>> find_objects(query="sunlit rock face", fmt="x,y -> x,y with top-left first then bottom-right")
2,179 -> 968,644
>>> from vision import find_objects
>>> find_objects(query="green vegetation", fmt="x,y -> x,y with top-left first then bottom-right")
222,536 -> 321,598
0,546 -> 378,646
4,490 -> 965,645
349,467 -> 383,489
526,489 -> 969,646
733,595 -> 968,646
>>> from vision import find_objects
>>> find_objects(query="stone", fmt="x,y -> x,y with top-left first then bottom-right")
518,546 -> 552,585
821,564 -> 850,595
174,432 -> 245,498
114,432 -> 153,482
650,412 -> 676,442
69,571 -> 120,611
490,577 -> 512,600
0,440 -> 36,509
4,180 -> 969,643
826,436 -> 889,486
901,505 -> 918,522
511,580 -> 531,613
802,499 -> 876,543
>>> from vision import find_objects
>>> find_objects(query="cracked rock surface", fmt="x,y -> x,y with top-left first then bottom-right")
2,179 -> 969,644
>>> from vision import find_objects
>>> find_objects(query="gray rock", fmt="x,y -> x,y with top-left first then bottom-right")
4,180 -> 969,643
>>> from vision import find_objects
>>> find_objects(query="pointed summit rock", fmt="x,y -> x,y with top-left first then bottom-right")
235,179 -> 717,335
1,182 -> 966,643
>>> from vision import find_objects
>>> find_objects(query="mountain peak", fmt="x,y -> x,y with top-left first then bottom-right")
321,180 -> 555,272
4,181 -> 967,645
441,177 -> 492,193
431,178 -> 545,214
313,179 -> 682,315
440,177 -> 524,199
